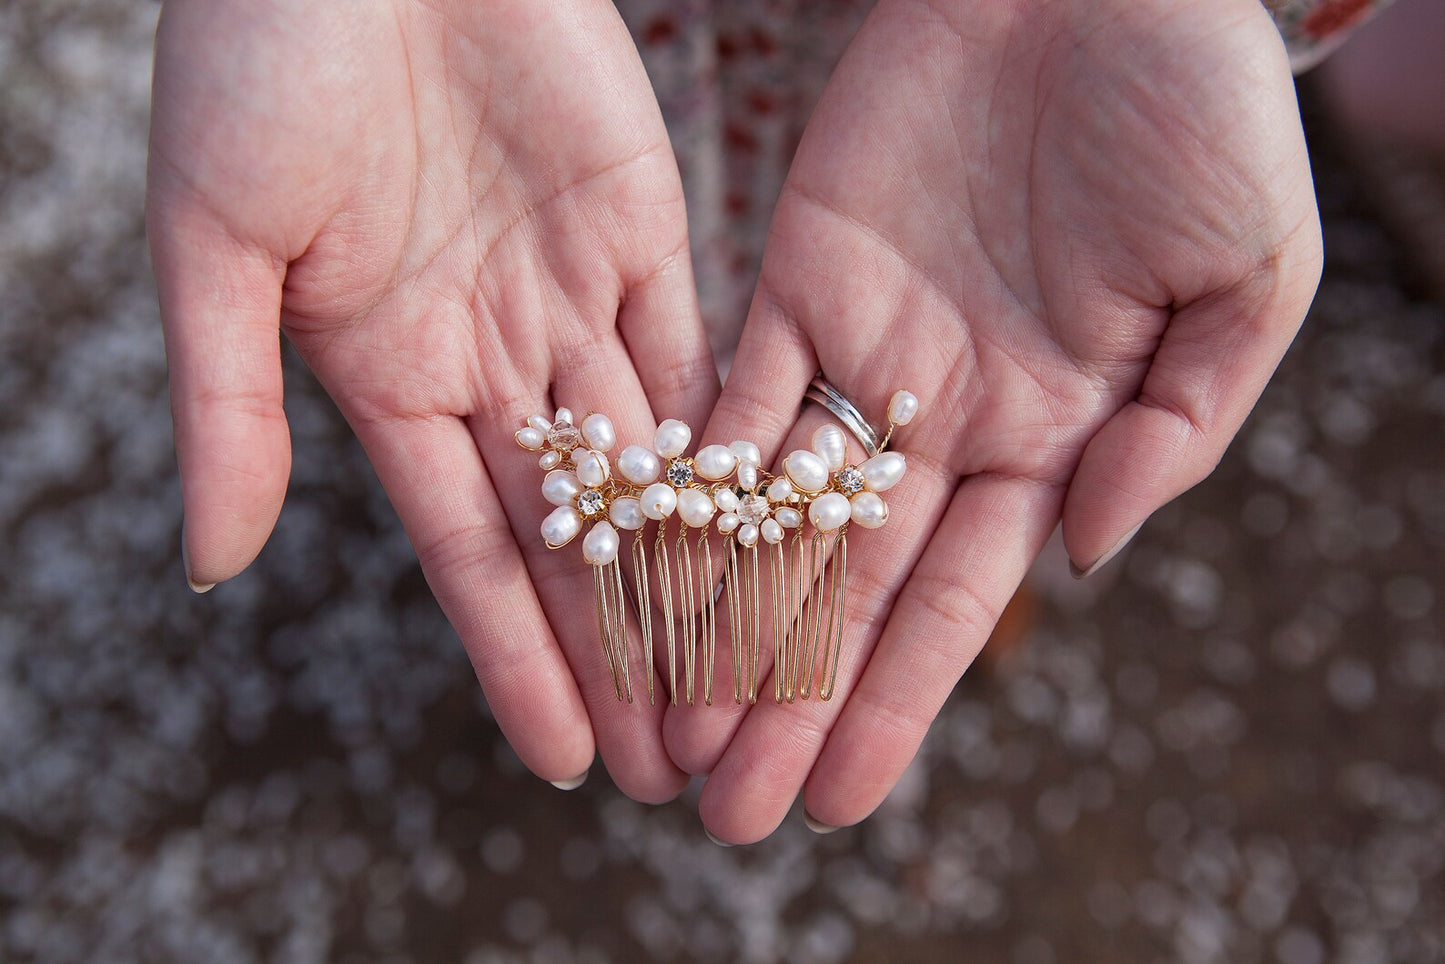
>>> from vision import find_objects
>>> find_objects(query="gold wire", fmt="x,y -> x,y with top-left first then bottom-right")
820,527 -> 848,701
785,529 -> 807,702
609,558 -> 634,704
795,530 -> 825,700
676,526 -> 697,706
769,540 -> 786,705
697,531 -> 717,706
746,543 -> 761,704
725,538 -> 743,704
654,517 -> 678,706
631,530 -> 654,706
593,564 -> 623,701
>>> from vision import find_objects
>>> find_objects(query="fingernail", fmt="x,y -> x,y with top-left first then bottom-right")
704,827 -> 733,847
180,530 -> 216,594
550,770 -> 589,791
1070,520 -> 1145,580
803,809 -> 840,834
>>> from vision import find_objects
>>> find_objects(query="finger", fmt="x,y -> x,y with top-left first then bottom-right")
800,473 -> 1062,831
1061,242 -> 1321,576
148,196 -> 290,591
346,409 -> 597,787
477,334 -> 689,803
617,249 -> 721,430
694,444 -> 960,844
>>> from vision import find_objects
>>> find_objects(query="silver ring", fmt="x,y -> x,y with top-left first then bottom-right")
804,375 -> 881,458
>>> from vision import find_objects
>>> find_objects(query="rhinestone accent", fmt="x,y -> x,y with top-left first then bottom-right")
665,460 -> 695,487
546,421 -> 583,450
737,494 -> 769,526
835,465 -> 865,494
577,489 -> 606,517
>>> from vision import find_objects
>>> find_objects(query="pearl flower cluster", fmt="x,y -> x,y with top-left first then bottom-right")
515,392 -> 918,567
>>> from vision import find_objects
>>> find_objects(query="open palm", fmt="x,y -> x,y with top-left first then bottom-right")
668,0 -> 1322,841
148,0 -> 717,801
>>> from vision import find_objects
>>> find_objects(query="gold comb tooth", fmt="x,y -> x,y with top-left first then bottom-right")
593,563 -> 624,701
819,527 -> 848,701
725,538 -> 744,704
630,529 -> 655,705
608,558 -> 633,704
654,517 -> 679,706
746,542 -> 761,704
675,524 -> 697,706
697,529 -> 717,706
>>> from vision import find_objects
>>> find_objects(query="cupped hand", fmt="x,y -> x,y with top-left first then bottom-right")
667,0 -> 1322,841
148,0 -> 718,800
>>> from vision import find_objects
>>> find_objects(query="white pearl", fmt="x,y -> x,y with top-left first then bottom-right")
760,519 -> 784,544
784,450 -> 829,492
736,462 -> 759,490
542,470 -> 583,507
528,415 -> 552,433
888,390 -> 918,426
582,522 -> 620,566
849,491 -> 889,529
676,489 -> 716,528
767,477 -> 793,503
640,483 -> 677,520
811,424 -> 847,471
692,444 -> 737,481
609,497 -> 645,530
728,440 -> 762,465
541,505 -> 582,548
774,507 -> 803,529
581,413 -> 615,452
808,492 -> 851,532
574,449 -> 611,487
516,427 -> 545,450
717,512 -> 740,534
554,407 -> 574,426
538,451 -> 562,470
617,445 -> 661,485
654,419 -> 692,458
714,489 -> 740,512
737,523 -> 759,548
861,452 -> 906,491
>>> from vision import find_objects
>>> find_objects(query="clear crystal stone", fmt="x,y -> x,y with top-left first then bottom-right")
547,421 -> 583,450
577,489 -> 606,517
666,459 -> 695,487
737,494 -> 769,525
835,465 -> 865,494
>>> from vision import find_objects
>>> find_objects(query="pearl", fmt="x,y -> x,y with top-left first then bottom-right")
609,497 -> 644,530
717,512 -> 740,534
714,489 -> 740,512
783,449 -> 829,492
582,522 -> 620,566
528,415 -> 552,433
541,505 -> 582,548
676,488 -> 716,528
574,449 -> 611,488
760,519 -> 784,545
617,445 -> 661,485
538,451 -> 562,470
581,413 -> 615,452
736,462 -> 759,490
654,419 -> 692,458
728,440 -> 762,465
693,444 -> 737,481
774,507 -> 803,529
542,470 -> 583,507
861,452 -> 906,491
808,492 -> 851,532
554,407 -> 574,426
640,483 -> 677,520
887,390 -> 918,426
737,523 -> 759,548
849,491 -> 889,529
811,424 -> 847,471
767,477 -> 793,503
516,427 -> 545,450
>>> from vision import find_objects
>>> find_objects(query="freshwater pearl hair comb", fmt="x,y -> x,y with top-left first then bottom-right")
515,388 -> 917,706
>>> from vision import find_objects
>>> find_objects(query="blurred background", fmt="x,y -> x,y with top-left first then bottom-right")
1,1 -> 1443,962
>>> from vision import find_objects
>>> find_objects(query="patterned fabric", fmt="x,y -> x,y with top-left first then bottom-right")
1266,0 -> 1398,71
617,0 -> 1393,366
